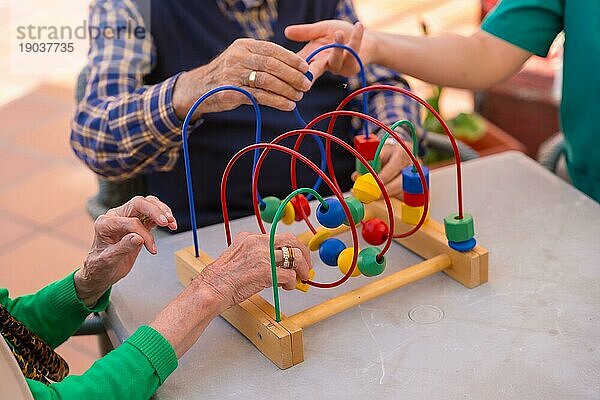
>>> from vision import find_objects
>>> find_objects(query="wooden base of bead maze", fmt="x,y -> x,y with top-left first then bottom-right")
174,198 -> 488,369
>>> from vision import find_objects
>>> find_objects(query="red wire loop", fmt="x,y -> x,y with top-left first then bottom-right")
219,142 -> 360,289
324,84 -> 463,219
256,127 -> 399,252
288,111 -> 430,241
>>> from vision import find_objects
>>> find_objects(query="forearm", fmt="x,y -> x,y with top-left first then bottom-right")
369,30 -> 531,90
27,326 -> 177,400
149,274 -> 223,358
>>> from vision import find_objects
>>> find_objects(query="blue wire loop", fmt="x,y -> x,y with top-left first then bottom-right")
294,43 -> 369,199
182,85 -> 262,257
182,44 -> 369,257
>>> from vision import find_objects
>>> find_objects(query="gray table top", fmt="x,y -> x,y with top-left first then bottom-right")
105,151 -> 600,400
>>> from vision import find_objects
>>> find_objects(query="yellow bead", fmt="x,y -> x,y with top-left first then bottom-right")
296,269 -> 315,292
352,173 -> 381,204
281,202 -> 295,225
337,247 -> 361,277
308,228 -> 334,251
401,202 -> 429,225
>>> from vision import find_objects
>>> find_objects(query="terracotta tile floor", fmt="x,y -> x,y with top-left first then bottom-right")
0,0 -> 478,379
0,82 -> 101,374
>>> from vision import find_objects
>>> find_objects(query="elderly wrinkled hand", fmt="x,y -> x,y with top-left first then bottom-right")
286,20 -> 373,79
74,195 -> 178,307
172,38 -> 312,120
199,232 -> 312,310
150,231 -> 312,358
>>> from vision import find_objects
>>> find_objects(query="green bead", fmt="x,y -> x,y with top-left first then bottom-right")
355,157 -> 382,175
444,213 -> 475,242
358,247 -> 386,277
343,196 -> 365,226
260,196 -> 281,223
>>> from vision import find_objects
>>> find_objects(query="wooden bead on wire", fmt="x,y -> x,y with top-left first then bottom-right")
281,201 -> 295,225
352,173 -> 381,204
357,247 -> 386,277
337,247 -> 361,277
259,196 -> 281,223
319,238 -> 346,266
291,194 -> 310,221
361,218 -> 388,246
343,196 -> 365,226
316,198 -> 346,228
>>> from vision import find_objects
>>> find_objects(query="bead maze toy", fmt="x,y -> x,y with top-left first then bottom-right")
174,44 -> 488,369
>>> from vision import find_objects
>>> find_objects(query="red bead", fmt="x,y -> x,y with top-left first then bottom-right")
353,135 -> 380,161
291,194 -> 311,221
403,191 -> 426,207
361,218 -> 389,246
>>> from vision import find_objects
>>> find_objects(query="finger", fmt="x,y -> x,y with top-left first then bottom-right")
307,57 -> 328,81
272,248 -> 310,281
244,53 -> 311,92
244,69 -> 304,101
239,87 -> 296,111
109,196 -> 170,227
327,30 -> 345,73
296,42 -> 320,59
378,147 -> 406,184
144,195 -> 178,230
346,23 -> 364,57
249,40 -> 309,74
383,174 -> 403,198
351,171 -> 359,182
273,233 -> 312,271
290,247 -> 310,281
284,21 -> 329,42
276,268 -> 297,291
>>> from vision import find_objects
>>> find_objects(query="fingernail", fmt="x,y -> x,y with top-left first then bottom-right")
153,244 -> 158,253
159,215 -> 168,225
131,236 -> 142,246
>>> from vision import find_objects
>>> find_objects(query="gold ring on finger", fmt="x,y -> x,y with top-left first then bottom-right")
248,70 -> 258,88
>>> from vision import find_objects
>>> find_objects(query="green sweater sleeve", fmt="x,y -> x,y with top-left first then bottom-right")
0,272 -> 111,348
26,326 -> 178,400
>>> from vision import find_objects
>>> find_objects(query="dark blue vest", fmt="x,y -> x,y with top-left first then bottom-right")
142,0 -> 355,231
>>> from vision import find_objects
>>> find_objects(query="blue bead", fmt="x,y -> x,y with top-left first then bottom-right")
448,238 -> 477,252
402,166 -> 430,194
316,198 -> 346,228
304,71 -> 314,81
319,238 -> 346,266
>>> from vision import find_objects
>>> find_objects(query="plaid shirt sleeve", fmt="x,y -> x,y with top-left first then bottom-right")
335,0 -> 420,139
70,0 -> 184,181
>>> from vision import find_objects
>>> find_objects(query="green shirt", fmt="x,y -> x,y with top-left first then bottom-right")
0,273 -> 178,399
483,0 -> 600,202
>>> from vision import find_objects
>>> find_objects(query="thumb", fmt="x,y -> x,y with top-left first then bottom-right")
111,232 -> 144,257
285,22 -> 326,41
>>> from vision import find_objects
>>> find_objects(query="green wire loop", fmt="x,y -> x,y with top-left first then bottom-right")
269,187 -> 327,322
373,120 -> 419,172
